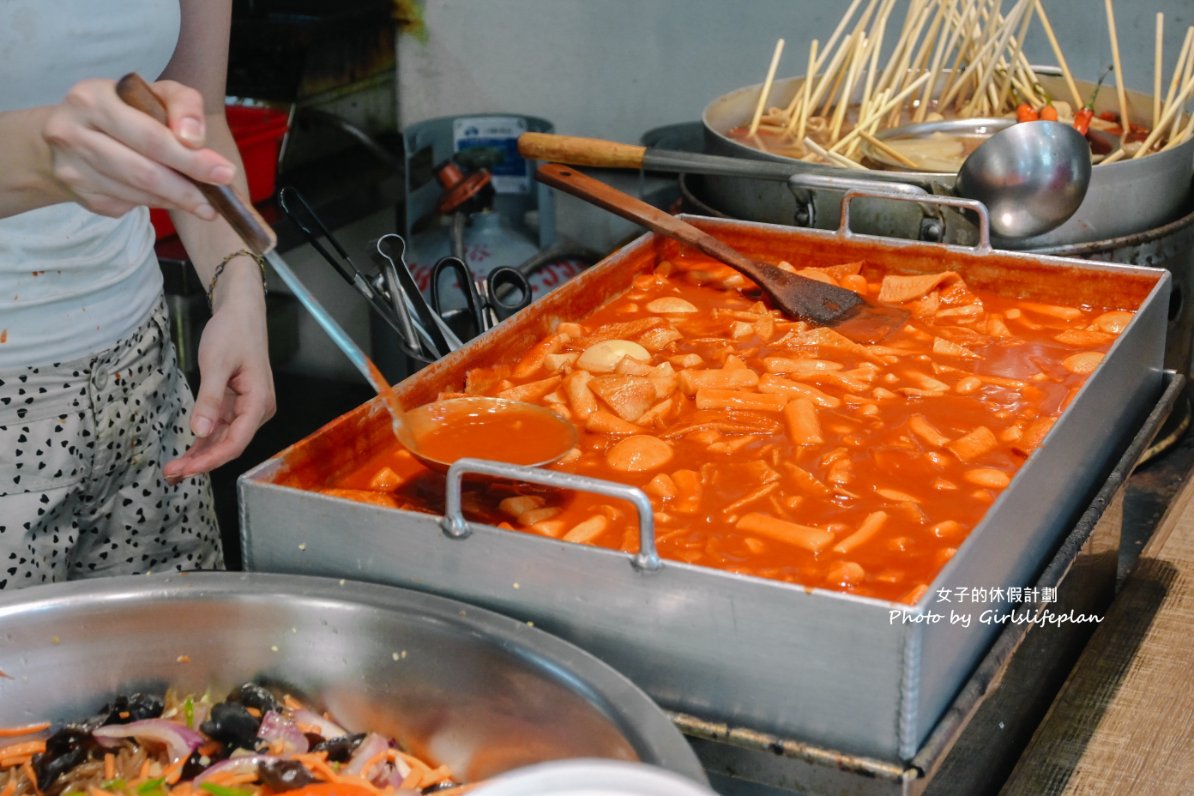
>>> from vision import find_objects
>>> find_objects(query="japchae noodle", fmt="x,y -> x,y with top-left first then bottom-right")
0,683 -> 465,795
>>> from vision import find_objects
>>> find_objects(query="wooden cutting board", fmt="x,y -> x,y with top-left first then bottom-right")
1002,470 -> 1194,794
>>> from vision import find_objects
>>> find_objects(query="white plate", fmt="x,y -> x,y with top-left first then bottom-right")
471,759 -> 717,796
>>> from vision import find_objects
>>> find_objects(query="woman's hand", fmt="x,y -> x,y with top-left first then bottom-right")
163,261 -> 276,481
40,77 -> 235,219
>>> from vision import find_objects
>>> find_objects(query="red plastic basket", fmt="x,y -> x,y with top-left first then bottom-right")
150,104 -> 288,239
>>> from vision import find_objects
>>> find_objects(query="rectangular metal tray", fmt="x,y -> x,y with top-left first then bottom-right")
240,216 -> 1171,762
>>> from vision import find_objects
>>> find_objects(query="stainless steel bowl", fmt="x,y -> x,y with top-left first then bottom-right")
861,117 -> 1012,172
0,572 -> 707,785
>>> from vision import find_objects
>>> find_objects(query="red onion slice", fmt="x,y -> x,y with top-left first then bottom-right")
291,708 -> 349,740
92,719 -> 205,764
191,753 -> 277,785
344,732 -> 392,779
257,710 -> 309,755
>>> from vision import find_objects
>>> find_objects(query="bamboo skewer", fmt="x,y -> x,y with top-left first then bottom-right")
1164,104 -> 1194,152
1155,13 -> 1165,128
784,39 -> 819,139
830,73 -> 933,153
813,0 -> 866,76
803,136 -> 865,169
1150,27 -> 1194,156
938,2 -> 1020,110
1032,0 -> 1082,109
739,0 -> 1187,171
782,38 -> 817,119
748,38 -> 786,136
1163,27 -> 1194,115
935,0 -> 981,115
858,130 -> 921,168
882,0 -> 936,127
815,30 -> 859,118
993,0 -> 1037,116
855,0 -> 897,125
963,0 -> 1032,117
872,0 -> 921,98
830,33 -> 867,142
907,0 -> 947,78
1104,0 -> 1133,141
1133,71 -> 1194,158
913,0 -> 961,122
817,0 -> 881,119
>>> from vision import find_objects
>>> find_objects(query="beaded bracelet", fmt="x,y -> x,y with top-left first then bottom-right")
206,248 -> 268,310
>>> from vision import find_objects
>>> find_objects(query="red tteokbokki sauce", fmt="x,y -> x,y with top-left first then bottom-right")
321,254 -> 1134,604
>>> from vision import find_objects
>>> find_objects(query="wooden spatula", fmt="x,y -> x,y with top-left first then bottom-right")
534,164 -> 907,341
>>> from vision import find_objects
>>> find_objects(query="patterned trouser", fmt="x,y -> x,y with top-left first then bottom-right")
0,298 -> 223,589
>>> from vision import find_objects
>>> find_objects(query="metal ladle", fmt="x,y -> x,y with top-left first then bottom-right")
954,120 -> 1092,239
253,240 -> 576,473
115,72 -> 576,473
518,125 -> 1092,240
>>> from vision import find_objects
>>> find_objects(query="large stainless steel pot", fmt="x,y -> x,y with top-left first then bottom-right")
701,73 -> 1194,248
0,572 -> 708,786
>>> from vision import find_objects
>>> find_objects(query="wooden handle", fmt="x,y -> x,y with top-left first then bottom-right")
535,163 -> 876,328
115,73 -> 276,255
518,132 -> 648,169
534,163 -> 762,275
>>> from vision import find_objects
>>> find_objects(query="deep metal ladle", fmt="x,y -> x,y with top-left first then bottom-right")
518,126 -> 1092,239
955,120 -> 1092,239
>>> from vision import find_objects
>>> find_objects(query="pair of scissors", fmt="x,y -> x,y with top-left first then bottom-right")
429,255 -> 533,340
278,187 -> 460,362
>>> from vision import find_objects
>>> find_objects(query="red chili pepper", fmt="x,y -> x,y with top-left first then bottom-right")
1016,102 -> 1040,123
1039,103 -> 1059,121
1075,66 -> 1113,136
1074,107 -> 1094,135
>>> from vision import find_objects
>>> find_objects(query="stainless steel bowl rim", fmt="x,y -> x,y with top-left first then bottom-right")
700,73 -> 1194,247
864,117 -> 1013,173
0,571 -> 706,782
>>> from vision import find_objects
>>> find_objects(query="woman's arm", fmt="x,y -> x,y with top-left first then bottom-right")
0,0 -> 275,478
159,0 -> 276,481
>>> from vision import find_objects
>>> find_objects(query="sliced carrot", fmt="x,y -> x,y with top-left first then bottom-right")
0,722 -> 50,738
0,741 -> 44,759
298,754 -> 343,784
104,751 -> 116,780
420,763 -> 455,787
21,760 -> 43,796
202,768 -> 259,787
162,756 -> 187,785
196,740 -> 222,758
283,783 -> 377,796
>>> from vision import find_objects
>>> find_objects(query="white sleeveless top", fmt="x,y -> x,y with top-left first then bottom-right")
0,0 -> 182,368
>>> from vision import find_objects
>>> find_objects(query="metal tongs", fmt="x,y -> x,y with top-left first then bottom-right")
278,187 -> 462,362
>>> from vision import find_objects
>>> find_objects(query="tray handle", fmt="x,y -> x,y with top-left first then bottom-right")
442,458 -> 662,572
838,189 -> 993,251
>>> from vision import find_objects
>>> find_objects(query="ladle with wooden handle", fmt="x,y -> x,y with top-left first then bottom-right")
519,130 -> 1089,240
518,131 -> 930,198
534,163 -> 907,340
